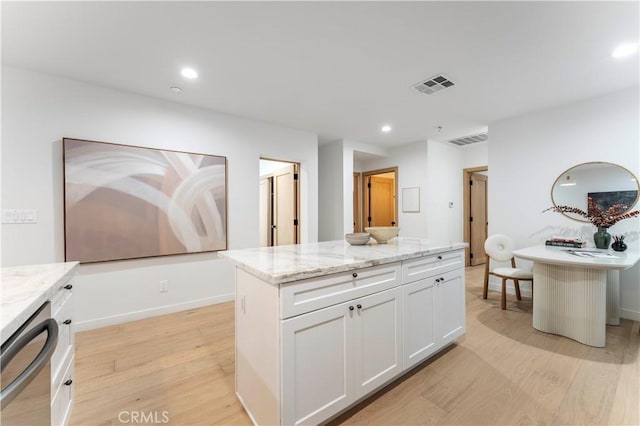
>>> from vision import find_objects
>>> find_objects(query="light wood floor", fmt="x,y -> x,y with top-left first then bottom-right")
70,266 -> 639,426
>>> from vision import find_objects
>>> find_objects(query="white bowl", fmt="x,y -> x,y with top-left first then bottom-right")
365,226 -> 399,244
345,233 -> 370,245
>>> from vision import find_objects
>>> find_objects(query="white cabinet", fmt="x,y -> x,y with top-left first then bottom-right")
281,287 -> 402,426
234,248 -> 465,426
402,279 -> 436,369
434,269 -> 465,344
402,252 -> 465,370
51,280 -> 75,426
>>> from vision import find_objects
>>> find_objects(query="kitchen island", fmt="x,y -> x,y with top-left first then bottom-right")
221,238 -> 467,426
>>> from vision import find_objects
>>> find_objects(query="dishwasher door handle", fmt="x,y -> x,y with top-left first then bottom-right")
0,318 -> 59,409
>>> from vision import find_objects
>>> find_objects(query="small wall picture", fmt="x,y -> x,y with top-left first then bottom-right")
402,187 -> 420,213
64,138 -> 227,263
588,190 -> 638,213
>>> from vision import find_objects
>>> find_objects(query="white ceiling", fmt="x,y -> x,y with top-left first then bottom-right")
2,1 -> 638,147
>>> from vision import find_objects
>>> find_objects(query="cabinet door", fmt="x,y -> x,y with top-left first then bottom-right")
402,278 -> 436,370
353,287 -> 402,398
281,301 -> 355,426
434,269 -> 465,344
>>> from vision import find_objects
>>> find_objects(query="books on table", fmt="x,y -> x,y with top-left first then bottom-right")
545,236 -> 586,248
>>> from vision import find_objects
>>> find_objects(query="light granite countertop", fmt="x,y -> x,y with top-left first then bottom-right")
220,238 -> 467,284
1,262 -> 79,343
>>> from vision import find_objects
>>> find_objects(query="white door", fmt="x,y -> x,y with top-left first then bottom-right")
402,278 -> 436,370
281,301 -> 354,426
434,269 -> 465,344
352,287 -> 402,398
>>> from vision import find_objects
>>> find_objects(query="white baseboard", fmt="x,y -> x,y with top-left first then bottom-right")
74,293 -> 235,332
620,308 -> 640,321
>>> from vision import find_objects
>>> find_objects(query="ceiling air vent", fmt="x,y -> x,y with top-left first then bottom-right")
413,74 -> 455,95
448,133 -> 488,147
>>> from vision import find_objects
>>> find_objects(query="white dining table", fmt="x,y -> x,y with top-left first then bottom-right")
513,245 -> 639,347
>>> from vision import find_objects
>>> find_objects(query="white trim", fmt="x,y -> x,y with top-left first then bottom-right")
74,293 -> 234,332
620,308 -> 640,321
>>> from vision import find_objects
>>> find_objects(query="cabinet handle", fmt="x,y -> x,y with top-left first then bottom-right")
64,379 -> 73,386
440,277 -> 445,282
63,319 -> 72,325
437,255 -> 442,260
357,304 -> 362,309
435,278 -> 441,283
352,272 -> 358,278
349,306 -> 354,311
63,284 -> 73,290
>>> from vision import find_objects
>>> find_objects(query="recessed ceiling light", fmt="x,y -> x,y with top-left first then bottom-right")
381,125 -> 392,133
181,68 -> 199,79
611,42 -> 638,59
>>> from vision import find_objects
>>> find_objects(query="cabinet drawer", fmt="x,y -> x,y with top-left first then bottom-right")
402,251 -> 463,284
52,281 -> 73,314
280,264 -> 401,318
52,355 -> 74,426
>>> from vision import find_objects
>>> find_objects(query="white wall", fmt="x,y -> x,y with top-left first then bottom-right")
489,88 -> 640,319
1,67 -> 318,330
462,141 -> 489,169
425,140 -> 464,243
318,141 -> 344,241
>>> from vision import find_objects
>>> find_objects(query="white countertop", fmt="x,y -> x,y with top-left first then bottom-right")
1,262 -> 79,343
220,238 -> 467,284
513,246 -> 640,270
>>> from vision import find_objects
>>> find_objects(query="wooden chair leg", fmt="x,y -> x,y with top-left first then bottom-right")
483,258 -> 490,299
514,279 -> 522,300
501,278 -> 507,310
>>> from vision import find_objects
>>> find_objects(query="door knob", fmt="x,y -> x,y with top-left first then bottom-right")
349,306 -> 354,311
357,304 -> 362,309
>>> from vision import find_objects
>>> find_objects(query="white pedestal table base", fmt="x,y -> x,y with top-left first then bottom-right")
533,263 -> 607,347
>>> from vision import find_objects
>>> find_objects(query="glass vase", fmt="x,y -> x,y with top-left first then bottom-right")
593,227 -> 611,249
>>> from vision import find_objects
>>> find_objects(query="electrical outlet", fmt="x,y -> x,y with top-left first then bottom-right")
159,280 -> 169,293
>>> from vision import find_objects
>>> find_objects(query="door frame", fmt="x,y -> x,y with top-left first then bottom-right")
463,166 -> 488,267
353,172 -> 362,233
362,167 -> 398,228
260,157 -> 301,245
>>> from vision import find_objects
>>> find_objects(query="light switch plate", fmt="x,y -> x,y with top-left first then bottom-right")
2,209 -> 38,223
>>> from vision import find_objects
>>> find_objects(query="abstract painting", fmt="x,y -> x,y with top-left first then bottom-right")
64,138 -> 227,263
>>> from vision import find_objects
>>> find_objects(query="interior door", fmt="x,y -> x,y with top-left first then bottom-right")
469,172 -> 488,266
368,176 -> 395,227
273,164 -> 299,246
259,177 -> 272,247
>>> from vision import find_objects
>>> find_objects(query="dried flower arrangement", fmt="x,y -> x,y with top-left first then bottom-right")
544,196 -> 640,228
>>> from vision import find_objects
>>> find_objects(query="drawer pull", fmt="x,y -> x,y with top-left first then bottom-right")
352,272 -> 358,278
440,277 -> 445,282
63,284 -> 73,290
349,306 -> 354,311
64,379 -> 73,386
357,304 -> 362,309
437,255 -> 443,260
63,319 -> 72,325
435,278 -> 441,283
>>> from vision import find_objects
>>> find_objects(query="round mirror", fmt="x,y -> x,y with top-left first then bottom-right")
551,162 -> 639,222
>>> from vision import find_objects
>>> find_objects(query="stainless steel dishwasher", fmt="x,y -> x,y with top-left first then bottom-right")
1,301 -> 58,425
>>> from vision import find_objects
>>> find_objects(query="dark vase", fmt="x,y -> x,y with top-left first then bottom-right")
611,241 -> 628,252
593,227 -> 611,249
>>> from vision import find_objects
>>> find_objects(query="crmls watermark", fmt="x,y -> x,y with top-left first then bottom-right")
118,410 -> 170,424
